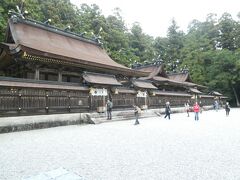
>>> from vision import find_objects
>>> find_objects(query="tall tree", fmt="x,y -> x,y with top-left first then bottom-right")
153,36 -> 168,62
103,8 -> 138,66
205,50 -> 240,106
165,19 -> 184,72
217,13 -> 237,50
129,22 -> 155,64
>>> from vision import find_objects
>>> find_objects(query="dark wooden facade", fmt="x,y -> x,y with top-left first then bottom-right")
0,82 -> 216,116
0,15 -> 221,117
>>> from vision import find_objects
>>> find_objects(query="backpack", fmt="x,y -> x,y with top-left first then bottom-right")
107,101 -> 113,109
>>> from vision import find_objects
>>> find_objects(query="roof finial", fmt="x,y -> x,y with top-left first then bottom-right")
8,0 -> 28,19
44,19 -> 52,25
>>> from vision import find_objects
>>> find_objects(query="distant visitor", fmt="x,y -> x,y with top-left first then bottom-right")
133,105 -> 141,125
193,102 -> 200,121
106,100 -> 113,120
164,102 -> 171,120
185,102 -> 190,117
225,102 -> 230,116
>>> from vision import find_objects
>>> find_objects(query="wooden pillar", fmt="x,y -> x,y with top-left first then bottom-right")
34,66 -> 40,80
58,70 -> 62,82
18,89 -> 22,114
45,91 -> 49,113
89,95 -> 93,111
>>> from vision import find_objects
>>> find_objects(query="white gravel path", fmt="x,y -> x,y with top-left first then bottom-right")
0,108 -> 240,180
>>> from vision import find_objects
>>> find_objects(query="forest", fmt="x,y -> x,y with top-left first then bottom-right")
0,0 -> 239,106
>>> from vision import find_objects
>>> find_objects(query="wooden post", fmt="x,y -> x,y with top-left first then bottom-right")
18,89 -> 22,114
68,94 -> 71,113
58,70 -> 62,82
45,91 -> 49,113
89,95 -> 93,111
35,66 -> 40,80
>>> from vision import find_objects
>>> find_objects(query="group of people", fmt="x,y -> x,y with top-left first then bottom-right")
106,99 -> 231,124
165,101 -> 200,121
164,100 -> 231,121
184,101 -> 200,120
106,99 -> 141,125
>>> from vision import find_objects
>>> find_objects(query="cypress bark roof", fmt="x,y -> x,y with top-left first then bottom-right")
189,88 -> 202,94
132,79 -> 158,89
83,72 -> 122,86
168,72 -> 192,82
0,17 -> 147,77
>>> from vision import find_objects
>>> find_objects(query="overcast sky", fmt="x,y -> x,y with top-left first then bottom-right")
70,0 -> 239,37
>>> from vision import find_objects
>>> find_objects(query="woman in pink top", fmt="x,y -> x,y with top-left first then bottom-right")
193,102 -> 200,121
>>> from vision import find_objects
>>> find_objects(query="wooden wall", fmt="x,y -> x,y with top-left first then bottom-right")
0,87 -> 89,116
0,86 -> 216,116
112,94 -> 136,109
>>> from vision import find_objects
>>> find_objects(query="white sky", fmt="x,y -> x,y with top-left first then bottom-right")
70,0 -> 239,37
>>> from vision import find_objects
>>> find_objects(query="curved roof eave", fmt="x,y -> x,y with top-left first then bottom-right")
6,17 -> 148,77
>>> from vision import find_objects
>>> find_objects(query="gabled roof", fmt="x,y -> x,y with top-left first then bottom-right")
168,72 -> 192,82
140,73 -> 193,87
132,79 -> 158,89
209,91 -> 223,96
189,88 -> 202,94
1,17 -> 147,77
136,65 -> 202,88
83,72 -> 122,86
136,64 -> 168,78
168,72 -> 207,89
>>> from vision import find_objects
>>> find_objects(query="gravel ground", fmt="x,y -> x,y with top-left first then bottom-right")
0,108 -> 240,180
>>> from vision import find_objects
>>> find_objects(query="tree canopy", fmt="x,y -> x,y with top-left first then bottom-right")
0,0 -> 239,106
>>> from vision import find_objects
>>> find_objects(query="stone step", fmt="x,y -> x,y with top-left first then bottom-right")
90,114 -> 157,124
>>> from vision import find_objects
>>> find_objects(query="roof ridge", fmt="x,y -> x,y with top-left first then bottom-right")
9,16 -> 100,46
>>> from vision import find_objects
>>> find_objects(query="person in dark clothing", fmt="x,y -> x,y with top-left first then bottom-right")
106,100 -> 113,120
164,102 -> 171,120
185,102 -> 190,117
225,102 -> 230,116
133,105 -> 141,125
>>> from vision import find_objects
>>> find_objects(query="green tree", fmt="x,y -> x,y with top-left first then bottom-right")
217,13 -> 237,50
102,8 -> 139,66
165,19 -> 184,72
0,0 -> 20,41
129,22 -> 155,64
206,50 -> 240,106
153,37 -> 168,61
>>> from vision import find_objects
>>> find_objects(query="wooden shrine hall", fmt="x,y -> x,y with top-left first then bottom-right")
0,15 -> 223,116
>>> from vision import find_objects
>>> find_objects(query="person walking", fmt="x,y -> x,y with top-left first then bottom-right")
193,102 -> 200,121
225,102 -> 230,116
133,105 -> 141,125
106,99 -> 113,120
185,102 -> 190,117
164,102 -> 171,120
